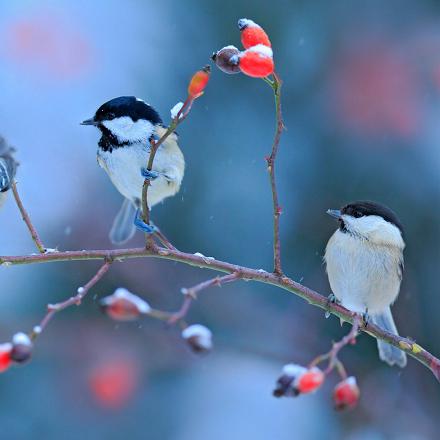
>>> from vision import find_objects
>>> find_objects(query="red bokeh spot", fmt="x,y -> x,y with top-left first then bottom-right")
3,12 -> 94,80
331,41 -> 421,139
89,359 -> 138,409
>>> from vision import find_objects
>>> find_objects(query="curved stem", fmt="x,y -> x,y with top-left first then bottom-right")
265,72 -> 284,275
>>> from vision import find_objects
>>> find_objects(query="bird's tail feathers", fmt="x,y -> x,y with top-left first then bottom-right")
109,199 -> 136,245
371,307 -> 407,368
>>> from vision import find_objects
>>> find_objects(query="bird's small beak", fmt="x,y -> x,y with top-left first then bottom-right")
80,118 -> 98,126
326,209 -> 342,219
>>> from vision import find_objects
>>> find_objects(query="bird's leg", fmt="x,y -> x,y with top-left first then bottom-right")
134,209 -> 157,234
362,308 -> 370,327
141,168 -> 160,180
325,293 -> 339,318
327,293 -> 338,304
141,168 -> 174,182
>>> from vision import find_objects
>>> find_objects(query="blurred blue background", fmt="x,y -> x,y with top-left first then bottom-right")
0,0 -> 439,438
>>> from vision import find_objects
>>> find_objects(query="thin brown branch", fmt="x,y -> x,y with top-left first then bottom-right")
141,97 -> 193,245
167,272 -> 240,325
1,246 -> 439,381
265,71 -> 285,275
310,315 -> 361,377
32,261 -> 112,338
11,181 -> 46,253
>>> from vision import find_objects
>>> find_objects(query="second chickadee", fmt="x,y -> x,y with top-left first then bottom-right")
81,96 -> 185,244
0,136 -> 18,208
324,200 -> 407,368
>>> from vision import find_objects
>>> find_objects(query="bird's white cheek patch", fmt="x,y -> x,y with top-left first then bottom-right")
103,117 -> 154,143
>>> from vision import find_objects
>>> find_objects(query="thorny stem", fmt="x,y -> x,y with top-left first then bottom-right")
32,261 -> 112,338
265,71 -> 284,275
11,181 -> 46,253
1,246 -> 439,382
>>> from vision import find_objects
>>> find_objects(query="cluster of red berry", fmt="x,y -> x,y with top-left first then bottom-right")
212,18 -> 275,78
273,363 -> 360,411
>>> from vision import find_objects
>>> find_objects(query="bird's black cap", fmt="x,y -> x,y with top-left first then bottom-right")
88,96 -> 162,125
341,200 -> 404,234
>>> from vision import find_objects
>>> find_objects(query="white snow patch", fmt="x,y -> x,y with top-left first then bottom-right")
282,363 -> 307,378
170,102 -> 184,119
107,287 -> 151,314
77,287 -> 85,294
238,18 -> 260,29
193,252 -> 215,264
221,44 -> 239,51
33,326 -> 42,334
245,44 -> 273,58
12,332 -> 32,347
182,324 -> 213,349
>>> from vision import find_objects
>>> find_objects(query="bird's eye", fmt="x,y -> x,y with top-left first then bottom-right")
107,112 -> 116,120
353,211 -> 363,218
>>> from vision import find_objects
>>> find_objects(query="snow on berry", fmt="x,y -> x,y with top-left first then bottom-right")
10,332 -> 33,363
273,363 -> 308,397
212,45 -> 241,74
333,376 -> 360,410
238,18 -> 271,49
182,324 -> 213,353
239,45 -> 274,78
100,288 -> 151,321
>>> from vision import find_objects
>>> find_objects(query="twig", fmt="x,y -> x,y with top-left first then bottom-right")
11,181 -> 46,253
32,261 -> 112,338
141,98 -> 193,247
1,246 -> 438,381
310,315 -> 361,378
167,272 -> 240,325
265,72 -> 285,275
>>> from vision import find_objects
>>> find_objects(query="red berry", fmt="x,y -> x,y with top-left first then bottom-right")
100,288 -> 151,321
333,377 -> 360,410
239,45 -> 274,78
0,343 -> 12,373
238,19 -> 271,49
294,367 -> 325,394
188,66 -> 211,98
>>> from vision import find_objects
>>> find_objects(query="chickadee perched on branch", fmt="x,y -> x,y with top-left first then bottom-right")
324,200 -> 407,368
0,136 -> 18,208
81,97 -> 185,244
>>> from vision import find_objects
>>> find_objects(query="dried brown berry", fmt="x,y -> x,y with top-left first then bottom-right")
212,46 -> 241,74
